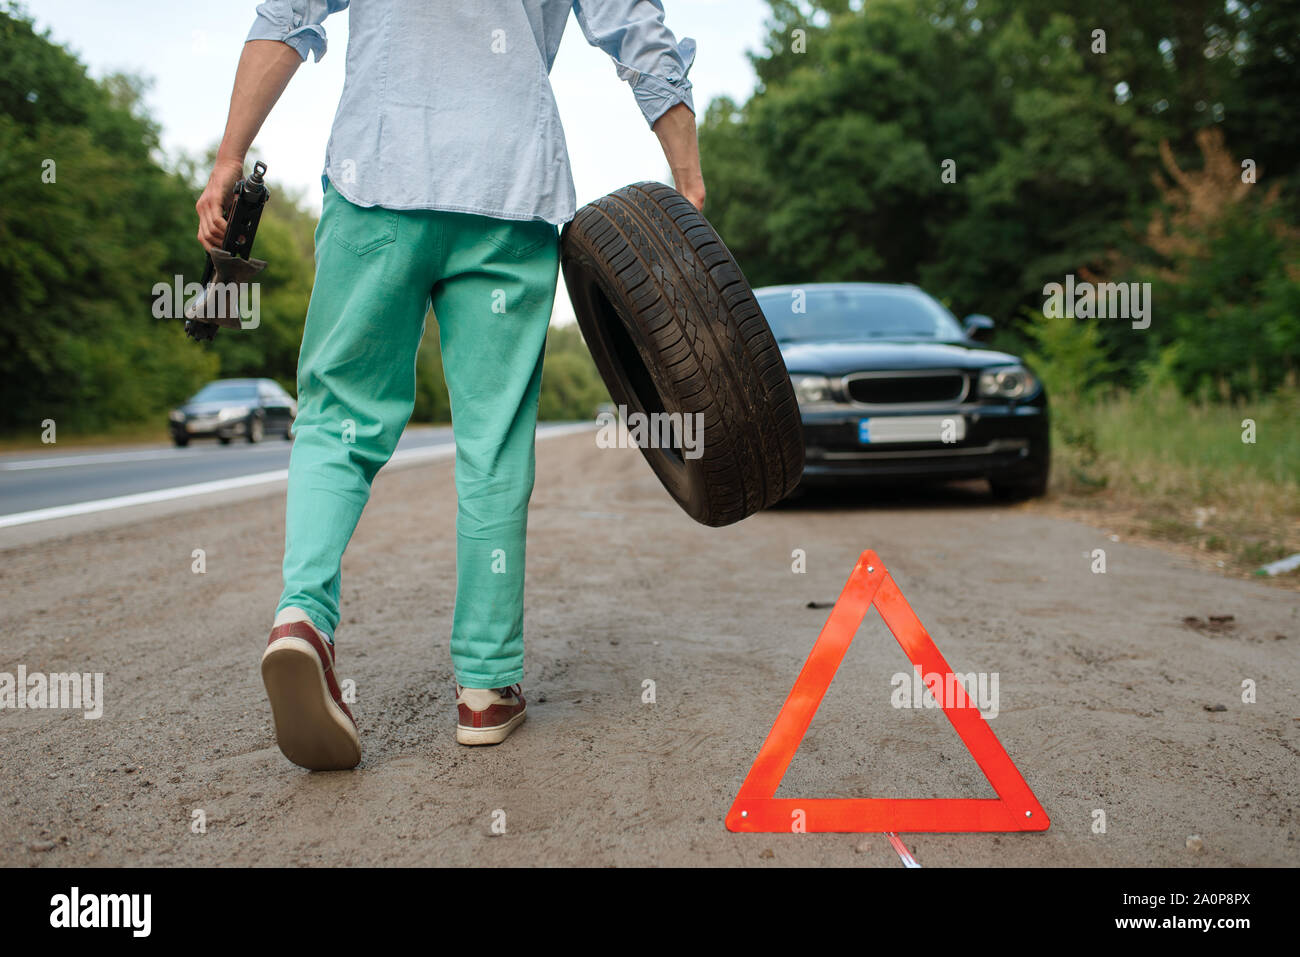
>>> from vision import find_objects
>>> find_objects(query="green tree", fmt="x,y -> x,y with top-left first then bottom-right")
0,4 -> 328,434
699,0 -> 1297,395
0,6 -> 215,432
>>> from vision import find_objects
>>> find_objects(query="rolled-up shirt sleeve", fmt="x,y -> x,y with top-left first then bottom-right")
573,0 -> 696,127
246,0 -> 349,63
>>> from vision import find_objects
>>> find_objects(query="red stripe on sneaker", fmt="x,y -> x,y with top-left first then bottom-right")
267,622 -> 356,726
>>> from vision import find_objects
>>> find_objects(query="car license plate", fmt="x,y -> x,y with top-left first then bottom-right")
858,415 -> 965,444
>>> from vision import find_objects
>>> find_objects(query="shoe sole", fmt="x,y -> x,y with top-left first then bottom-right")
456,709 -> 526,746
261,637 -> 361,771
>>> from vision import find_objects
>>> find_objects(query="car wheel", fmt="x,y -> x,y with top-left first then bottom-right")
172,434 -> 189,448
218,435 -> 232,446
247,415 -> 264,444
990,468 -> 1049,501
560,182 -> 804,527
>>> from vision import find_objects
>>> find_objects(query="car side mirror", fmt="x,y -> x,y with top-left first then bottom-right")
963,314 -> 995,342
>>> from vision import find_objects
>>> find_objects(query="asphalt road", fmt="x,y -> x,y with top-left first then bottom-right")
0,424 -> 580,521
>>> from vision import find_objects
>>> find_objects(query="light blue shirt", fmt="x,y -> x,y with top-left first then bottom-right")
247,0 -> 696,225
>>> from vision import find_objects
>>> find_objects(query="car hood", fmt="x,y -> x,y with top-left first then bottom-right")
779,339 -> 1020,375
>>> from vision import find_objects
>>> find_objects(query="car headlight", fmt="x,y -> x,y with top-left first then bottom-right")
978,365 -> 1037,400
789,374 -> 833,405
218,406 -> 251,421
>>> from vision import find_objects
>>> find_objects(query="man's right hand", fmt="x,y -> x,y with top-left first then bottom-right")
196,157 -> 245,251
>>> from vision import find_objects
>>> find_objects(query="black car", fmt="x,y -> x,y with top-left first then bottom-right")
756,282 -> 1049,499
168,378 -> 297,447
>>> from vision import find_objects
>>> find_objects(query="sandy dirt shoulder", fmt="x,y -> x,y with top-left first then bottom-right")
1,433 -> 1296,866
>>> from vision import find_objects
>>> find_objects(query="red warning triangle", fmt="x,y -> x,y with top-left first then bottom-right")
726,550 -> 1049,833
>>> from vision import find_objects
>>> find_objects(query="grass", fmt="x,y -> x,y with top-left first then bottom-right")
0,421 -> 172,454
1044,382 -> 1300,585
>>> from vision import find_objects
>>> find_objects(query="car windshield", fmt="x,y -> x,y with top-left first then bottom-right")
190,382 -> 257,403
757,287 -> 966,343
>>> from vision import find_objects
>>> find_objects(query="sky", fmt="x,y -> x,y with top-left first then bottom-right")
29,0 -> 772,325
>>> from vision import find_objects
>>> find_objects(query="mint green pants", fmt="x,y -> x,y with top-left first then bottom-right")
277,183 -> 559,688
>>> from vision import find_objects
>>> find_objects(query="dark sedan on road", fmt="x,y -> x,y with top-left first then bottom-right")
756,282 -> 1049,499
168,378 -> 296,447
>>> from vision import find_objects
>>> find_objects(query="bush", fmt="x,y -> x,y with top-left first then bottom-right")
538,325 -> 607,420
408,320 -> 607,424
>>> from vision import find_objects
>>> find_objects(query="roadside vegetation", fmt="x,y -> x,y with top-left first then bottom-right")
1043,372 -> 1299,583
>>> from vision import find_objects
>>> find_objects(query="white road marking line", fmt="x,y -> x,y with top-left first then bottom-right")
0,424 -> 593,529
0,469 -> 292,527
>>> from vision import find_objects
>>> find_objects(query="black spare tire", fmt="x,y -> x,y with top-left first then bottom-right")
560,182 -> 804,527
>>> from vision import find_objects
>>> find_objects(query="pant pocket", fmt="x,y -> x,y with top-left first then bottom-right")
484,219 -> 557,259
327,187 -> 400,256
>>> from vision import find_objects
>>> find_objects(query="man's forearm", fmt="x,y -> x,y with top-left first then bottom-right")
653,102 -> 705,210
216,39 -> 303,164
197,39 -> 301,249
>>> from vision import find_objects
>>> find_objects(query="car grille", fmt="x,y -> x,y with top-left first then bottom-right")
844,371 -> 966,405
